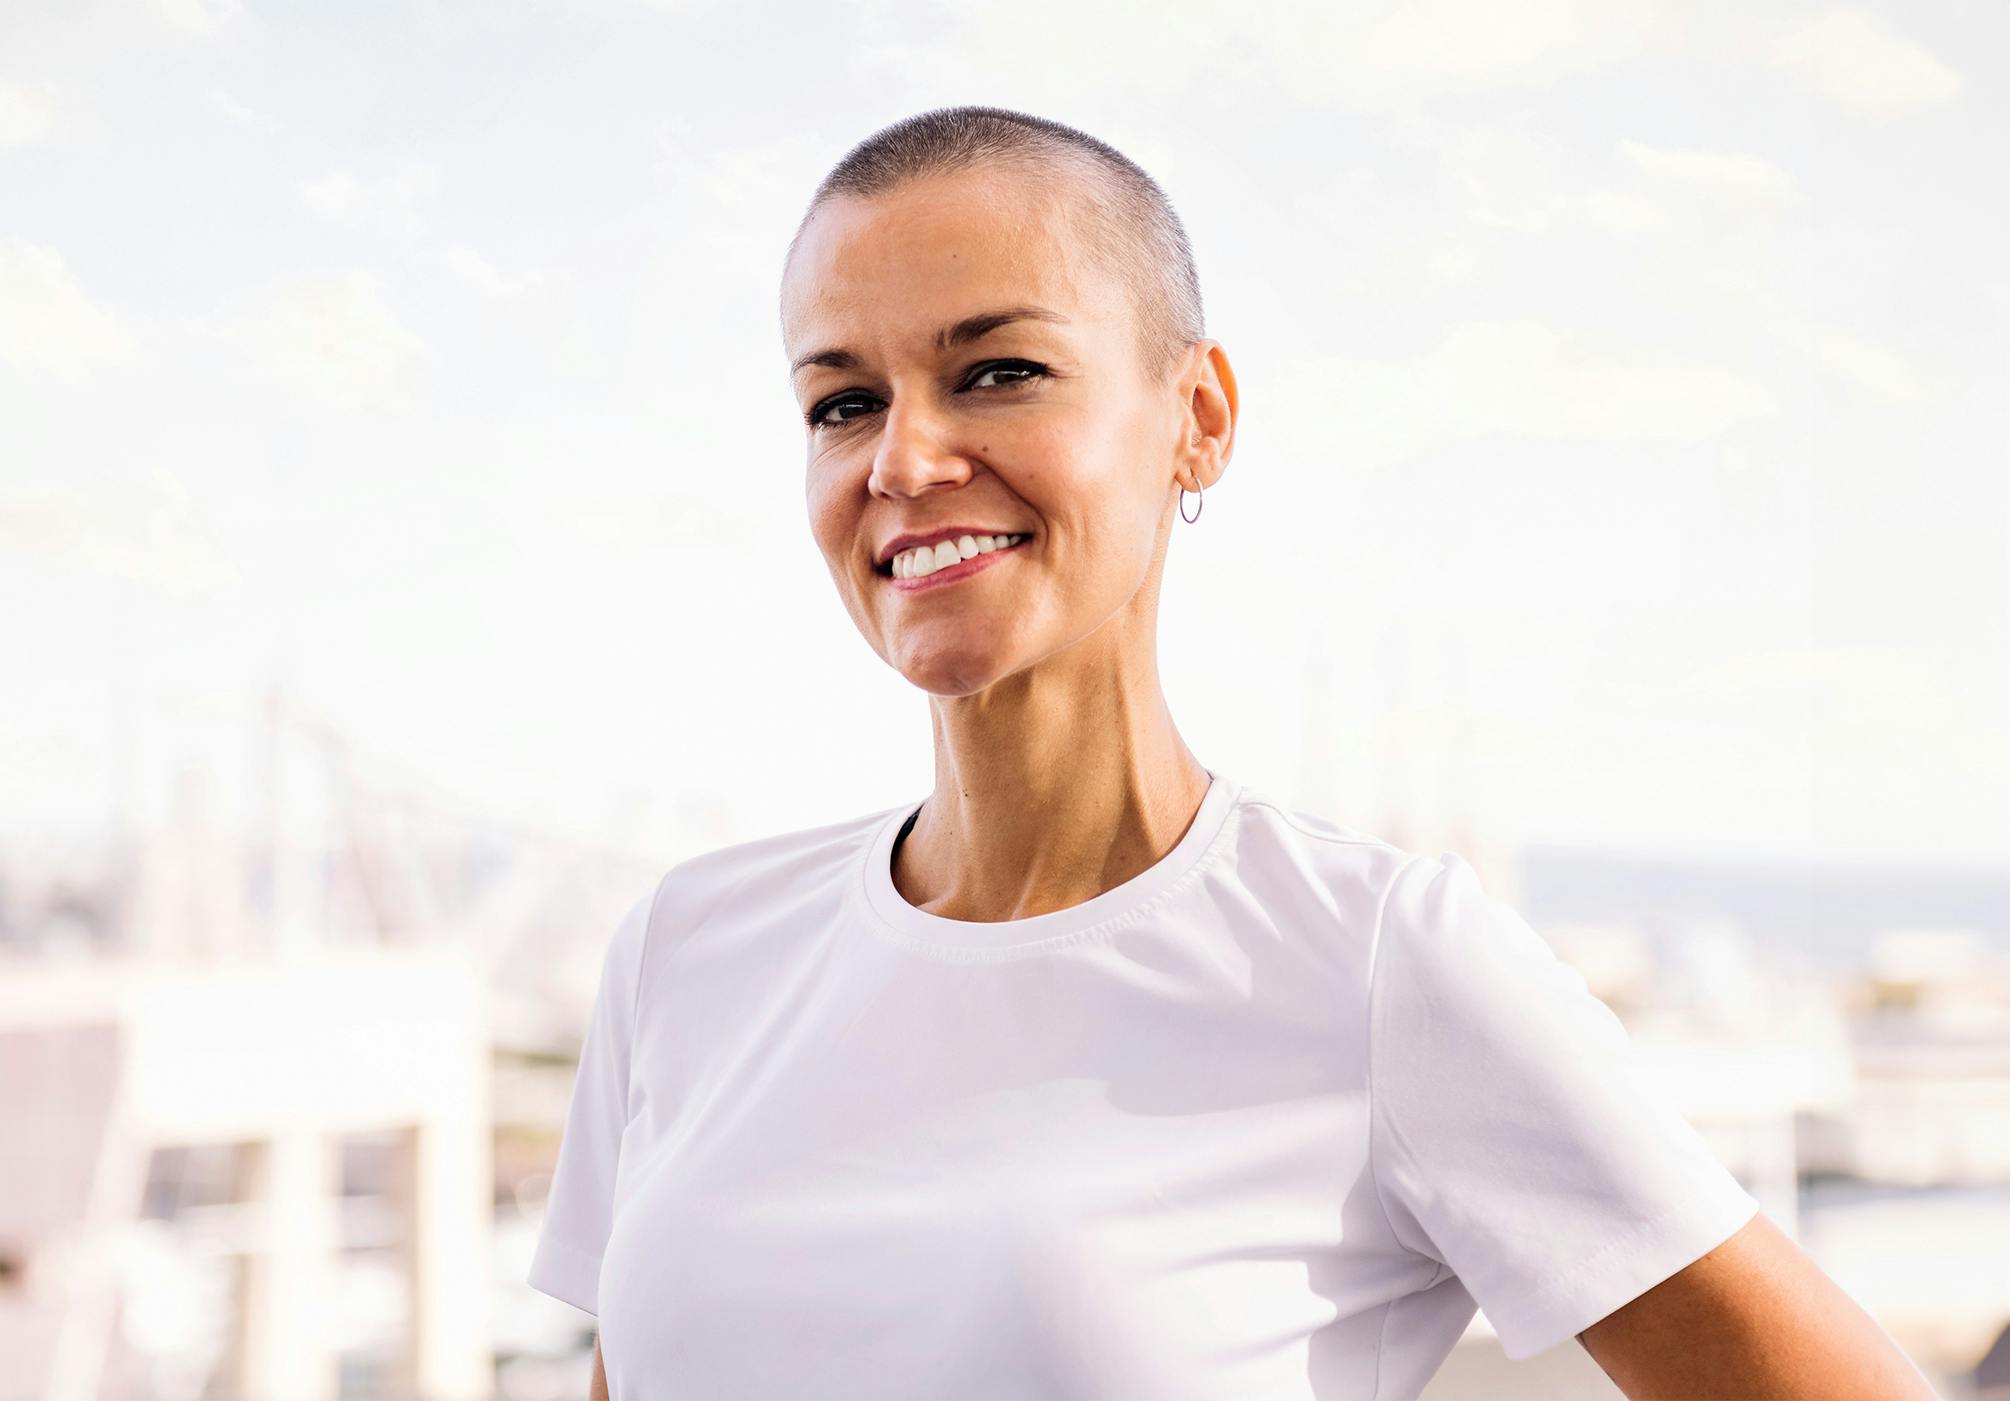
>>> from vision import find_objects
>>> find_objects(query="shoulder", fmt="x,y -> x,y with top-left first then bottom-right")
606,803 -> 903,1009
1221,783 -> 1424,937
1216,786 -> 1545,985
1366,844 -> 1610,1088
1372,845 -> 1552,978
643,801 -> 903,935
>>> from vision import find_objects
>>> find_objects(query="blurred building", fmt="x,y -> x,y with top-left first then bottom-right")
0,952 -> 490,1400
0,686 -> 672,1401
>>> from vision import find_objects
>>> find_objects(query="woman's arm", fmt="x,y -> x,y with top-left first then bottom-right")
1576,1213 -> 1939,1399
591,1334 -> 609,1401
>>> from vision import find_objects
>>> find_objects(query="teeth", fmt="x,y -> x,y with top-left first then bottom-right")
892,533 -> 1024,578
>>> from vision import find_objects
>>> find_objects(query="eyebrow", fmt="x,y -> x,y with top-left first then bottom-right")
790,304 -> 1071,379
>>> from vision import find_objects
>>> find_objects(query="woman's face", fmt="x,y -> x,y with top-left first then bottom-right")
780,166 -> 1200,698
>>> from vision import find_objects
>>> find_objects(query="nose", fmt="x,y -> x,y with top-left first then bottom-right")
868,394 -> 975,500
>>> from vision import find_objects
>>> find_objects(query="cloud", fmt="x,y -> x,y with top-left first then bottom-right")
849,1 -> 1957,123
1274,320 -> 1777,465
207,88 -> 257,123
150,0 -> 244,35
1581,189 -> 1666,236
1448,128 -> 1571,232
1806,329 -> 1930,405
0,468 -> 239,600
1325,0 -> 1671,97
1583,138 -> 1798,238
298,162 -> 438,238
1617,140 -> 1797,201
192,269 -> 424,411
859,0 -> 1675,109
0,238 -> 136,378
435,246 -> 533,297
1439,130 -> 1797,240
0,81 -> 57,153
1772,9 -> 1963,113
1423,241 -> 1483,285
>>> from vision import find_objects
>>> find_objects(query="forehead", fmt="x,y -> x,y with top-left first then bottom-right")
781,168 -> 1119,353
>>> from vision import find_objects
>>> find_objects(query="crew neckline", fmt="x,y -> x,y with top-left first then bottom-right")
856,770 -> 1242,959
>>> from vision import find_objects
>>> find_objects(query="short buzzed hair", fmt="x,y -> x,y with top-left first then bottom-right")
784,105 -> 1205,386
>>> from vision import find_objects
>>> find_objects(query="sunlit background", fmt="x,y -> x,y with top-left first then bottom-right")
3,0 -> 2006,1397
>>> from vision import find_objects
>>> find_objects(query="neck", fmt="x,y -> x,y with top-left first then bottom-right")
893,624 -> 1211,924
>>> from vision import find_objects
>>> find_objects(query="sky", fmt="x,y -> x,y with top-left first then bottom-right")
2,0 -> 2006,872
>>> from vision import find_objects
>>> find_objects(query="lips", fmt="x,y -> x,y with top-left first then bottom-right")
883,534 -> 1026,591
874,527 -> 1029,570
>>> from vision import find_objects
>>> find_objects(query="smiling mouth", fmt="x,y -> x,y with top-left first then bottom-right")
875,532 -> 1031,578
878,534 -> 1031,589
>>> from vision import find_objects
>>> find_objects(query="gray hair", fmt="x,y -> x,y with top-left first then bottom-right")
784,105 -> 1205,385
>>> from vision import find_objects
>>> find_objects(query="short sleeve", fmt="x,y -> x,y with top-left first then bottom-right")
1367,851 -> 1762,1361
526,875 -> 662,1316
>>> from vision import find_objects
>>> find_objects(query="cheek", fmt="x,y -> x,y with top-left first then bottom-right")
1029,411 -> 1136,496
804,468 -> 850,542
808,496 -> 876,590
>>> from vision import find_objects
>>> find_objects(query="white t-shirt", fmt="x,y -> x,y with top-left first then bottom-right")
528,770 -> 1760,1400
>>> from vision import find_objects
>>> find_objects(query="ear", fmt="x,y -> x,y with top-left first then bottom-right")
1178,340 -> 1238,492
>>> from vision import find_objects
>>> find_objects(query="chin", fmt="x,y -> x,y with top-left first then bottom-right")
897,649 -> 1014,699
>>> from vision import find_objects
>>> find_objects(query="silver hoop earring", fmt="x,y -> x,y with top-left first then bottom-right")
1180,481 -> 1203,524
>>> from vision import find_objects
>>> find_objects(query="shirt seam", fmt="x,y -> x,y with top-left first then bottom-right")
621,868 -> 674,1131
1371,1295 -> 1395,1401
1368,1262 -> 1451,1401
1237,796 -> 1391,850
1364,850 -> 1440,1268
629,868 -> 674,1047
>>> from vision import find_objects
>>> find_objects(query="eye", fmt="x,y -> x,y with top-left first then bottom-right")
803,360 -> 1050,431
806,394 -> 878,429
966,359 -> 1048,391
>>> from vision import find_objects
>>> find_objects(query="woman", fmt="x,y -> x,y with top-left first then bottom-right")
529,106 -> 1938,1400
